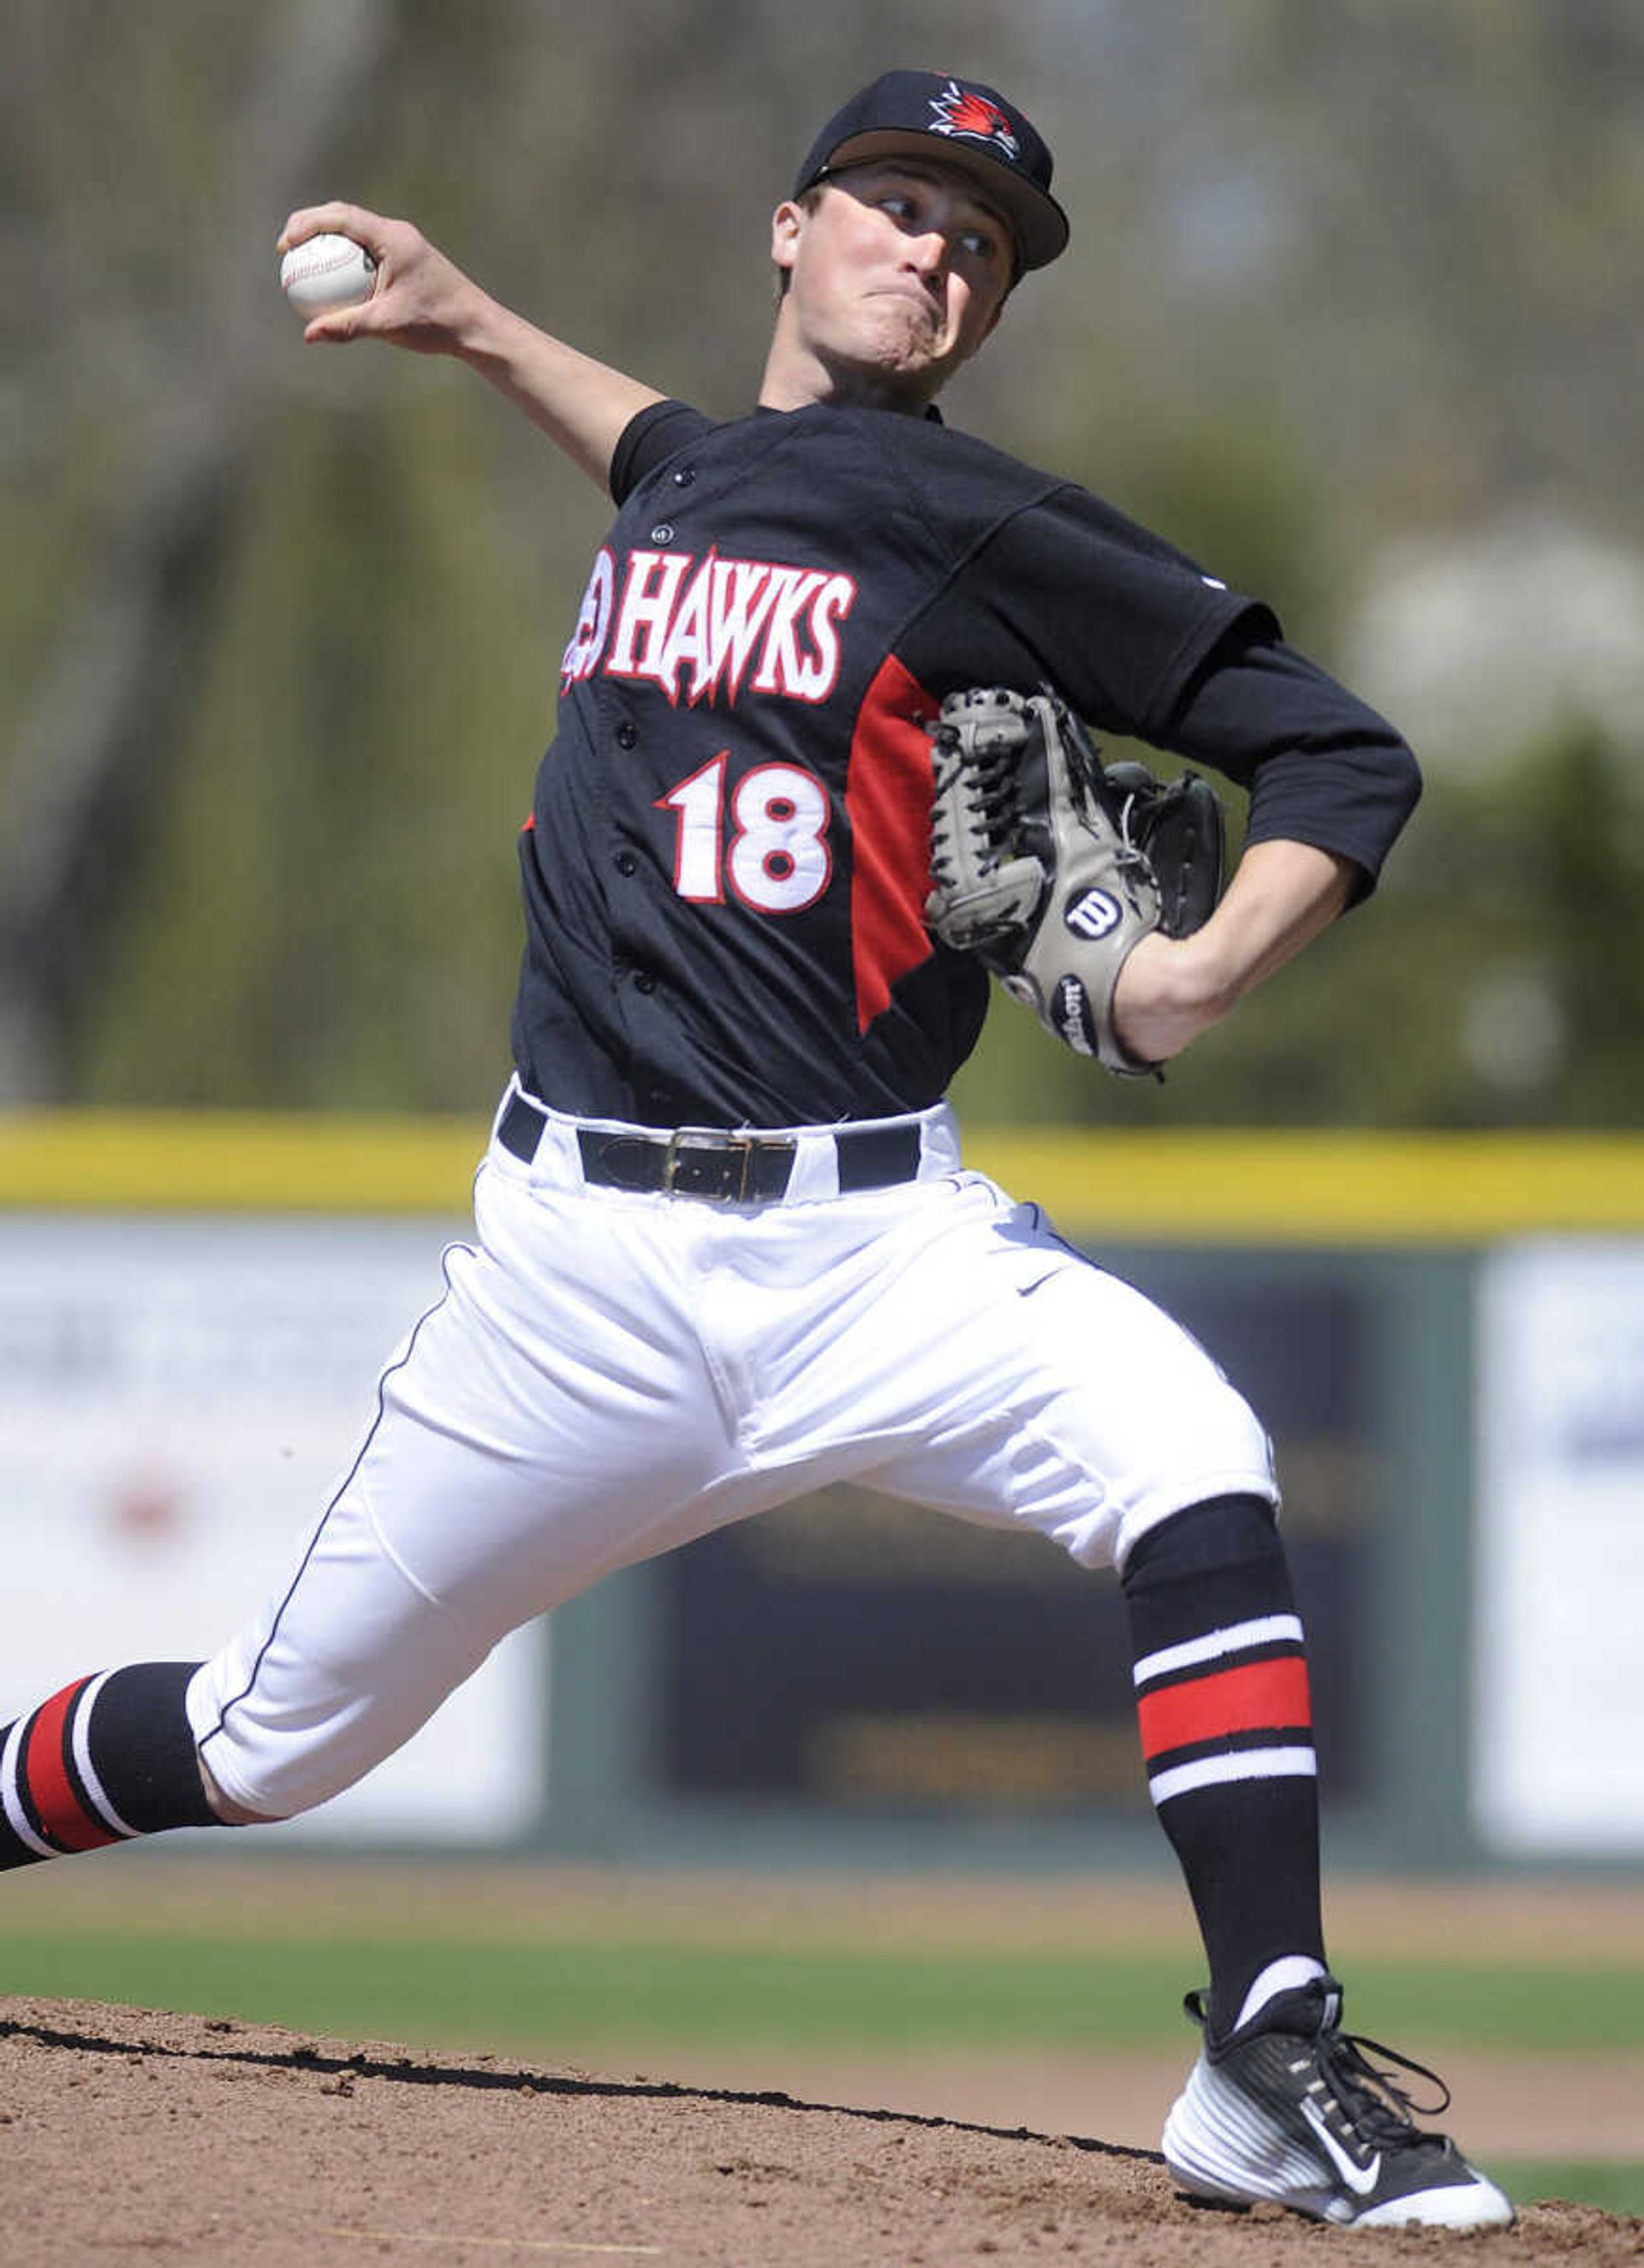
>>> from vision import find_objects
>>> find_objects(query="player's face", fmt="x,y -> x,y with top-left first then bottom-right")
767,162 -> 1015,408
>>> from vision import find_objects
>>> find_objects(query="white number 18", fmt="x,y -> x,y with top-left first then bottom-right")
659,753 -> 831,915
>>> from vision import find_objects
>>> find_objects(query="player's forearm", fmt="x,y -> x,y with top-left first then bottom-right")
1191,839 -> 1357,1001
1112,839 -> 1356,1063
279,202 -> 663,493
453,300 -> 665,492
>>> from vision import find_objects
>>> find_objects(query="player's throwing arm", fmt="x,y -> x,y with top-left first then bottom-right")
277,201 -> 664,489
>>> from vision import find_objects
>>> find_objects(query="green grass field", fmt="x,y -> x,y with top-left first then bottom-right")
4,1915 -> 1641,2217
4,1931 -> 1644,2060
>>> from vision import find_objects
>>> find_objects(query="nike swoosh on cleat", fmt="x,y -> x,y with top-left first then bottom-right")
1300,2098 -> 1381,2197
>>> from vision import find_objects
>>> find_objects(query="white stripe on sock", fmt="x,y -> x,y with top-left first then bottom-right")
1133,1614 -> 1305,1690
69,1670 -> 141,1840
1,1713 -> 60,1859
1148,1744 -> 1317,1805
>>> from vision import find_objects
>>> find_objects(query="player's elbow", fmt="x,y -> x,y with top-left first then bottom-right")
1384,735 -> 1422,827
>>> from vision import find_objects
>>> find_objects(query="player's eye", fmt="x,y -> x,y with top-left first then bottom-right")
958,228 -> 1002,260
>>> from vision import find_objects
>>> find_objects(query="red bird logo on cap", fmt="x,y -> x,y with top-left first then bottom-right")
928,80 -> 1020,159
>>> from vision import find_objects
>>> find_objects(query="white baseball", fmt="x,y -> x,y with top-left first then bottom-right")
280,232 -> 378,317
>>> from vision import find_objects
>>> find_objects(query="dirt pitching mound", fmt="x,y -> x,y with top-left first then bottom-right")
1,1996 -> 1636,2266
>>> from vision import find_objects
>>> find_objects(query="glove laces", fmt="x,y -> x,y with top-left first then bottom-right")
1108,785 -> 1158,884
928,720 -> 1022,879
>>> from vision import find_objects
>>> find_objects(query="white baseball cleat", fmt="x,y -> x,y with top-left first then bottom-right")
1162,1976 -> 1516,2230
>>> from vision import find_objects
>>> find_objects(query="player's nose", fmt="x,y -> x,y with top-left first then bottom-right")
901,228 -> 948,278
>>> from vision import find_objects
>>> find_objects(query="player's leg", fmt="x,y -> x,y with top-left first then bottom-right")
1123,1494 -> 1506,2227
188,1153 -> 758,1826
822,1184 -> 1319,2025
3,1143 -> 744,1862
0,1280 -> 543,1865
723,1164 -> 1314,2029
2,1664 -> 222,1866
797,1172 -> 1510,2229
1118,1496 -> 1502,2225
1118,1489 -> 1325,2037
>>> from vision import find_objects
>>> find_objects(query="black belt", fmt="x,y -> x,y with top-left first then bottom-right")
497,1092 -> 923,1203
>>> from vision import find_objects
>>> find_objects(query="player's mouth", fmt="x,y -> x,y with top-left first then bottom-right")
869,280 -> 945,334
876,278 -> 941,307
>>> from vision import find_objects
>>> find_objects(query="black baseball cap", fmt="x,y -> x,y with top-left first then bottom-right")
792,69 -> 1069,272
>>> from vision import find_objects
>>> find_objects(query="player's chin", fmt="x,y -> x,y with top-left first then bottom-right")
850,324 -> 968,397
855,303 -> 948,368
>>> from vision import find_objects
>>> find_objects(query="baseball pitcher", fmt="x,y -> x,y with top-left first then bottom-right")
1,70 -> 1510,2233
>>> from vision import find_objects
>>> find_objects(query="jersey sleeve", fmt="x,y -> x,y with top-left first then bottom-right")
969,486 -> 1278,740
610,399 -> 717,504
1164,630 -> 1423,899
945,482 -> 1418,899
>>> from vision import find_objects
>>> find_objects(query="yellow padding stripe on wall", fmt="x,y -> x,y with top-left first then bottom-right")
0,1112 -> 482,1217
974,1130 -> 1644,1242
3,1113 -> 1644,1241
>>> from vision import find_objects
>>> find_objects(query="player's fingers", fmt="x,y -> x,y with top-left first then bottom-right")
300,289 -> 390,347
301,311 -> 364,346
277,200 -> 390,257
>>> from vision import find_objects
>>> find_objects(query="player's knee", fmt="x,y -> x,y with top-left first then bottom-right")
198,1756 -> 286,1827
1118,1492 -> 1302,1672
1120,1491 -> 1286,1595
194,1724 -> 350,1824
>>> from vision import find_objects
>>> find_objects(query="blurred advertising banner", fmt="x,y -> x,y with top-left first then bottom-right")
0,1215 -> 545,1846
1474,1239 -> 1644,1854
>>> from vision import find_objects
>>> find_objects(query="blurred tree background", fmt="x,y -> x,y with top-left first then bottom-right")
3,0 -> 1641,1125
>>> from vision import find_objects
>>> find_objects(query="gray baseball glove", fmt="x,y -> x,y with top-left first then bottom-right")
925,685 -> 1224,1076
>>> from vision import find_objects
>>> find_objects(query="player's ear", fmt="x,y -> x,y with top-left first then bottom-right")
771,199 -> 804,277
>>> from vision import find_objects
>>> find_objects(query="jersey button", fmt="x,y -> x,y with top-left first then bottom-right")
616,722 -> 639,749
671,468 -> 695,488
614,850 -> 638,877
633,969 -> 658,994
649,522 -> 675,544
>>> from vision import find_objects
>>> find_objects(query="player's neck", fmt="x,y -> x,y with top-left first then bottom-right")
757,331 -> 942,418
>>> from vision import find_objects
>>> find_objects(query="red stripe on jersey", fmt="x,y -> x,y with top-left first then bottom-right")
845,654 -> 938,1033
1137,1656 -> 1313,1763
21,1680 -> 120,1852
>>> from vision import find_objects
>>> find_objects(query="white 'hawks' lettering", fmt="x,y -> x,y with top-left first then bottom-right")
563,546 -> 858,706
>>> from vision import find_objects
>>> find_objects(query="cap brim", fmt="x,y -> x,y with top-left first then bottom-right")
813,128 -> 1069,271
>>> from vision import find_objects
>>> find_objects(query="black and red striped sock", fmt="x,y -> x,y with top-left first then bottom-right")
1121,1495 -> 1327,2041
0,1663 -> 220,1869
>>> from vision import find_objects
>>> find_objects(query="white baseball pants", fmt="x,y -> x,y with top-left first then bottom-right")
189,1087 -> 1276,1818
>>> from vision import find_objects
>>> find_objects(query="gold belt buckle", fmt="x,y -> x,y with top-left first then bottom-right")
660,1130 -> 778,1200
659,1129 -> 738,1198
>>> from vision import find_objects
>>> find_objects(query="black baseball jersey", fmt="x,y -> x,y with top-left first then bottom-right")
510,400 -> 1419,1129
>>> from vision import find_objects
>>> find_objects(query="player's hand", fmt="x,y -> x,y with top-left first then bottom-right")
278,202 -> 493,355
1111,930 -> 1233,1065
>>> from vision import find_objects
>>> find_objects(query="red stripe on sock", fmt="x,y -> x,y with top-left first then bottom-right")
22,1681 -> 122,1853
1138,1656 -> 1312,1763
